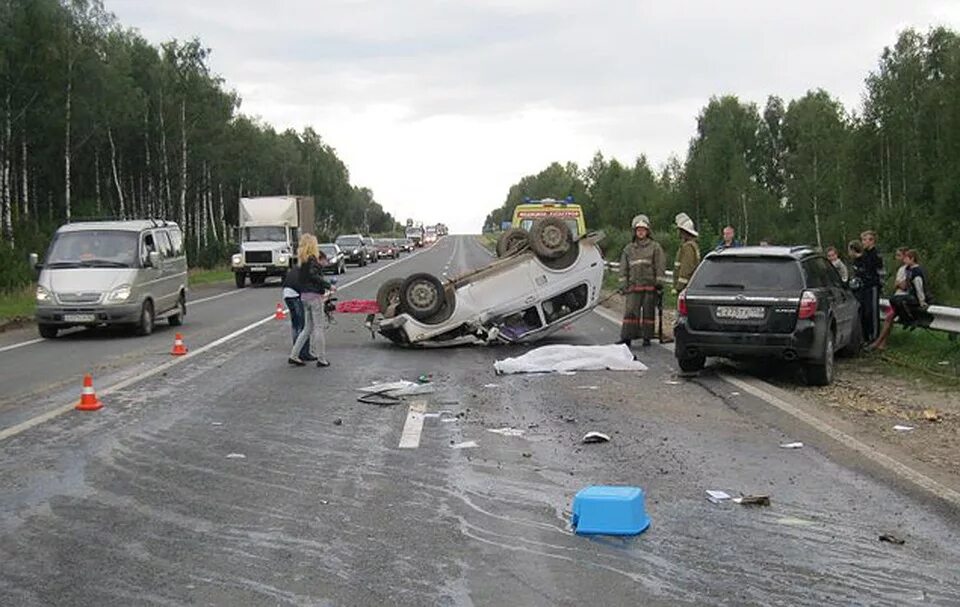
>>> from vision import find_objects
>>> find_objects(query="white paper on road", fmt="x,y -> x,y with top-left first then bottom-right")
487,427 -> 525,437
451,440 -> 478,449
893,425 -> 915,432
780,442 -> 804,449
706,490 -> 731,504
493,344 -> 647,375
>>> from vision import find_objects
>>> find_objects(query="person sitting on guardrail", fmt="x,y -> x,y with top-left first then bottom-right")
618,214 -> 665,347
869,249 -> 933,351
289,235 -> 332,368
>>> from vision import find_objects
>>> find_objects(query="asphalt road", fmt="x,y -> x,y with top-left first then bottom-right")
1,235 -> 959,606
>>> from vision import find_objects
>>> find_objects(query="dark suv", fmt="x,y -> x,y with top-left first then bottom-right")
674,246 -> 861,385
335,234 -> 375,267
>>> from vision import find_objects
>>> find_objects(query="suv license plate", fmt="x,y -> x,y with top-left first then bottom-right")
716,306 -> 765,320
64,314 -> 96,323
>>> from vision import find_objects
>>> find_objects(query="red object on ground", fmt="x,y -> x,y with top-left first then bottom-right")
336,299 -> 381,314
75,374 -> 104,411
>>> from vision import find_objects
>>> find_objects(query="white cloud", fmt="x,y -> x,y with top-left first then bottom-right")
107,0 -> 958,232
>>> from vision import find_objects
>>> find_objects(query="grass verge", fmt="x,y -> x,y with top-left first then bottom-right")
0,285 -> 35,324
189,267 -> 234,286
477,233 -> 497,254
874,326 -> 960,385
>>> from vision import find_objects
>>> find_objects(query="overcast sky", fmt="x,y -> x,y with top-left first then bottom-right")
109,1 -> 959,233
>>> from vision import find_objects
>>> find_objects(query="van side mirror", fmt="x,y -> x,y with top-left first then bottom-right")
148,251 -> 161,268
28,253 -> 40,270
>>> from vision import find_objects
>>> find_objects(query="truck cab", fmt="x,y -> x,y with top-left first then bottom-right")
231,196 -> 315,288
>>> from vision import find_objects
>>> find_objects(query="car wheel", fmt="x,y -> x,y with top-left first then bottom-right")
496,228 -> 529,257
168,293 -> 186,326
400,273 -> 445,321
234,272 -> 246,288
377,278 -> 405,315
838,318 -> 861,357
528,217 -> 572,260
136,300 -> 155,336
38,324 -> 58,339
677,354 -> 705,373
804,329 -> 835,386
541,242 -> 580,271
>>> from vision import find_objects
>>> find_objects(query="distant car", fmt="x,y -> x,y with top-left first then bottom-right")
674,246 -> 861,385
394,238 -> 413,253
375,218 -> 604,347
319,243 -> 346,274
374,238 -> 399,260
335,234 -> 375,267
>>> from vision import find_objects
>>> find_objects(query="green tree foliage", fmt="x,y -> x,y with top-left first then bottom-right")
486,27 -> 960,300
0,0 -> 396,288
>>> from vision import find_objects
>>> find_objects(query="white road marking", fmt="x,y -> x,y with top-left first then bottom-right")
398,401 -> 427,449
592,305 -> 960,508
0,252 -> 427,442
0,338 -> 43,354
191,289 -> 246,305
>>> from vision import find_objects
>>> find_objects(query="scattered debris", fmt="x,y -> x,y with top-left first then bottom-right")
358,392 -> 403,406
210,422 -> 223,426
483,383 -> 499,388
452,440 -> 478,449
558,371 -> 577,376
582,431 -> 611,444
494,344 -> 648,375
333,418 -> 343,426
560,415 -> 577,423
730,392 -> 741,397
733,494 -> 771,507
776,517 -> 817,527
706,490 -> 731,504
487,427 -> 525,437
522,452 -> 532,458
577,386 -> 599,391
922,408 -> 943,423
225,453 -> 246,459
664,380 -> 682,385
893,424 -> 915,432
780,442 -> 804,449
358,380 -> 436,398
879,533 -> 905,545
319,499 -> 329,505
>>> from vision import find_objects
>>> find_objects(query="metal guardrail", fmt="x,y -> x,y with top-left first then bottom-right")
603,261 -> 959,336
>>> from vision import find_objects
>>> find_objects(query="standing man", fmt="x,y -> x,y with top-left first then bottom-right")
859,230 -> 884,342
673,212 -> 701,294
715,226 -> 742,251
618,214 -> 665,347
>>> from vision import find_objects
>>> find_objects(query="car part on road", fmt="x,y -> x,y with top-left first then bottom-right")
582,431 -> 611,444
571,486 -> 651,536
733,494 -> 771,506
496,228 -> 529,257
706,490 -> 732,504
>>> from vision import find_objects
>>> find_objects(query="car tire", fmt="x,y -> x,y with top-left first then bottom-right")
541,242 -> 580,271
528,217 -> 573,260
838,318 -> 861,357
234,272 -> 246,289
38,324 -> 58,339
804,329 -> 835,386
168,293 -> 186,326
136,300 -> 155,337
377,278 -> 405,315
496,228 -> 529,257
677,355 -> 705,373
400,273 -> 445,321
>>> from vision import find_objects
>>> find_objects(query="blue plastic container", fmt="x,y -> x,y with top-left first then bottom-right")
571,486 -> 651,536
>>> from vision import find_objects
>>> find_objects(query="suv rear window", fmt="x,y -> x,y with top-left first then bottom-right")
690,257 -> 803,292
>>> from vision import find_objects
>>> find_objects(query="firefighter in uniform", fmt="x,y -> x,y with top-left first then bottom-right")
673,212 -> 700,294
618,214 -> 665,347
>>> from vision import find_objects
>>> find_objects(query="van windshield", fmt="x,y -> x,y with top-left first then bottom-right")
243,226 -> 287,242
46,230 -> 138,268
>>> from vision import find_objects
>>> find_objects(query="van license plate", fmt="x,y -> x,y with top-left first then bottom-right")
251,266 -> 267,272
64,314 -> 96,323
716,306 -> 765,320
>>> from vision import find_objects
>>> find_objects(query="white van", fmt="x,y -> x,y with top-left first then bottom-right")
31,220 -> 188,338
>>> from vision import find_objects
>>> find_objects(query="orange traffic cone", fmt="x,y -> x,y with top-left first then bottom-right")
275,303 -> 286,320
171,333 -> 188,356
75,374 -> 103,411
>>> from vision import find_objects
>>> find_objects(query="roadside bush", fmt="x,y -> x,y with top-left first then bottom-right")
0,246 -> 34,292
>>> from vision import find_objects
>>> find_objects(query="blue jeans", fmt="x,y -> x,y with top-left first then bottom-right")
285,296 -> 311,359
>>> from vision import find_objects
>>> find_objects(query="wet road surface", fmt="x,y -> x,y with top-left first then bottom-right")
1,236 -> 959,606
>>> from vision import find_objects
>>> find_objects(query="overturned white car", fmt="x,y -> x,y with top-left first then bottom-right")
374,219 -> 605,347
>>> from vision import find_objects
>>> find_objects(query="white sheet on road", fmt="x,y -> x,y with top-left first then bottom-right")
493,344 -> 647,375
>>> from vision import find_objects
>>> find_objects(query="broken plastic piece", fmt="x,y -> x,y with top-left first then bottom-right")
893,424 -> 915,432
225,453 -> 246,459
582,431 -> 611,444
452,440 -> 478,449
733,494 -> 771,506
487,427 -> 525,437
358,392 -> 402,406
780,442 -> 804,449
879,533 -> 905,545
706,490 -> 731,504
